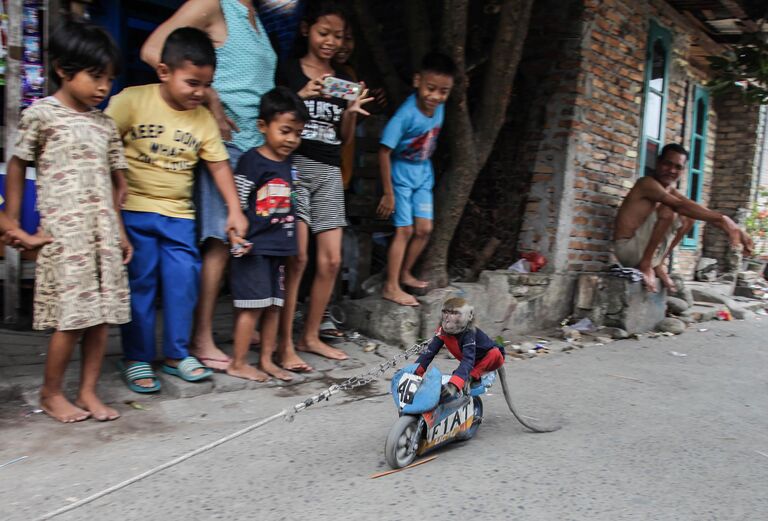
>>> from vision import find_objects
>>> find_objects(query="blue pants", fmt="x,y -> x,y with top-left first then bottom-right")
121,211 -> 200,362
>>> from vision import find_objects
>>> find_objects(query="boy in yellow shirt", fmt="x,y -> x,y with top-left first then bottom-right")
106,27 -> 247,393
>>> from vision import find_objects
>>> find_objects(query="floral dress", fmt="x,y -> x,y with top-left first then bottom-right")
13,97 -> 130,330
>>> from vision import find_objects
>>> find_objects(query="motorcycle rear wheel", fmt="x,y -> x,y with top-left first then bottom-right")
384,416 -> 421,469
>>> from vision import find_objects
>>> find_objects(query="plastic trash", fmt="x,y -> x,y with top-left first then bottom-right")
570,317 -> 596,332
669,351 -> 687,357
508,259 -> 530,273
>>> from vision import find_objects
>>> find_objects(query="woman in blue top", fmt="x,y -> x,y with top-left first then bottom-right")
140,0 -> 304,372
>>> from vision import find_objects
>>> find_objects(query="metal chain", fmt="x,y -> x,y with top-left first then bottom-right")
285,340 -> 430,421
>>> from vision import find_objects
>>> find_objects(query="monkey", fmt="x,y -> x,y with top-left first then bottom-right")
414,297 -> 506,400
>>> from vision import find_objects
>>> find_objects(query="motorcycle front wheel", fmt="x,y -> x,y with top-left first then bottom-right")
384,415 -> 421,469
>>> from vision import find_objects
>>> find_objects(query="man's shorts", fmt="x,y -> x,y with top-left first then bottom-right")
230,255 -> 286,309
392,183 -> 433,227
196,144 -> 244,244
291,154 -> 347,234
614,209 -> 681,268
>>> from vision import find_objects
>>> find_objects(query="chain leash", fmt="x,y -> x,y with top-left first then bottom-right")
285,339 -> 430,421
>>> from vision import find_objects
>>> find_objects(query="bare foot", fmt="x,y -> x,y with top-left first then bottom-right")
189,338 -> 231,371
298,337 -> 349,360
400,273 -> 429,289
75,392 -> 120,421
279,349 -> 313,373
638,264 -> 658,292
382,286 -> 420,306
654,265 -> 676,292
226,362 -> 270,382
40,394 -> 91,423
260,360 -> 294,382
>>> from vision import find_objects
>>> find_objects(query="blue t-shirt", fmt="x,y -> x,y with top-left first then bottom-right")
234,149 -> 298,256
380,93 -> 444,188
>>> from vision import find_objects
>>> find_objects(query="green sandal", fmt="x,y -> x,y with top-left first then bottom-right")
120,360 -> 161,393
161,356 -> 213,382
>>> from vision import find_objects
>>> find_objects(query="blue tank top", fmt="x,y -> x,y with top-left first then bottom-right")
214,0 -> 277,152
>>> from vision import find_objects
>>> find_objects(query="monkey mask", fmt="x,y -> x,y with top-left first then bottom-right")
440,297 -> 474,335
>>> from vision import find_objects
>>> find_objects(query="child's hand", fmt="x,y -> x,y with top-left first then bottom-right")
348,82 -> 374,116
228,231 -> 253,257
3,227 -> 53,250
120,234 -> 133,264
226,210 -> 249,241
377,193 -> 395,219
298,74 -> 330,99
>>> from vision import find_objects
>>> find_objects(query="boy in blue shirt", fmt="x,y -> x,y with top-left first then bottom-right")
377,52 -> 456,306
227,87 -> 310,382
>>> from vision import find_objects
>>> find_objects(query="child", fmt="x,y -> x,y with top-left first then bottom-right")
414,297 -> 505,399
377,52 -> 456,307
106,27 -> 248,393
277,0 -> 372,367
227,86 -> 309,382
4,20 -> 131,422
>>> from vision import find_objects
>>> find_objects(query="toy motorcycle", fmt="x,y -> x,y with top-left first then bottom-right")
384,363 -> 496,469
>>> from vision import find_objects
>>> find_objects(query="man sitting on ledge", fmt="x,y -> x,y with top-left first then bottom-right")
613,143 -> 752,292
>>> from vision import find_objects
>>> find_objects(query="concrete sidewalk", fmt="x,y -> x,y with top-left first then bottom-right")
0,298 -> 399,410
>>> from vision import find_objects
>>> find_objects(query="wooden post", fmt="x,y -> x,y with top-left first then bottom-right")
3,0 -> 23,325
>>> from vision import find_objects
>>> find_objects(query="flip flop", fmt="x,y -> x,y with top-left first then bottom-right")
119,360 -> 161,394
383,294 -> 420,307
319,312 -> 345,340
196,355 -> 231,372
161,356 -> 213,382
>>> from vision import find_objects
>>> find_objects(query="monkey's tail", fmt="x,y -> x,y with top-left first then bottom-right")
497,365 -> 562,433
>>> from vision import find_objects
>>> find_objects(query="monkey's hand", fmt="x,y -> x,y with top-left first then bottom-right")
440,382 -> 460,401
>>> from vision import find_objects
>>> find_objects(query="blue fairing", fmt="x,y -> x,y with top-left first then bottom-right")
391,363 -> 442,414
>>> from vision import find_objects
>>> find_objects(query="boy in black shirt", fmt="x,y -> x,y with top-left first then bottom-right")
227,87 -> 310,382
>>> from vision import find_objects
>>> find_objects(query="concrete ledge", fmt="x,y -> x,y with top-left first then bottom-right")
341,270 -> 576,346
573,274 -> 666,334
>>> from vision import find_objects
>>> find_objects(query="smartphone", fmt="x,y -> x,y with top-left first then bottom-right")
321,76 -> 362,101
230,241 -> 252,258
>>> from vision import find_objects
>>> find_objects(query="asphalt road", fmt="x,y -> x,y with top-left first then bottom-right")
2,318 -> 768,521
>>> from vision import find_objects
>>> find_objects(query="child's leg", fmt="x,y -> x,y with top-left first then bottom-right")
258,306 -> 293,381
298,227 -> 348,360
382,225 -> 419,306
40,329 -> 90,423
400,217 -> 432,287
191,239 -> 231,367
278,220 -> 312,370
229,308 -> 269,381
121,211 -> 161,389
400,184 -> 433,288
158,216 -> 206,378
75,324 -> 119,421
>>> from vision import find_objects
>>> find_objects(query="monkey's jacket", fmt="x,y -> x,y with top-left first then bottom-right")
414,326 -> 506,390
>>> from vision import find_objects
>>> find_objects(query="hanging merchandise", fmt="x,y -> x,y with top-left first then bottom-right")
21,0 -> 45,107
0,0 -> 7,86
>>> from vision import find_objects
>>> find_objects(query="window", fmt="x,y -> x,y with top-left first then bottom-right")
639,21 -> 671,177
682,86 -> 709,248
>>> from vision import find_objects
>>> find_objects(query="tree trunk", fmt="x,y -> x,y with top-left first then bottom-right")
422,0 -> 534,286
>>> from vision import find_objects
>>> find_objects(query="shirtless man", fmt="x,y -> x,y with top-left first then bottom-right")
613,143 -> 753,292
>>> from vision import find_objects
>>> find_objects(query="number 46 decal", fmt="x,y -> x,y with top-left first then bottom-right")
397,373 -> 422,408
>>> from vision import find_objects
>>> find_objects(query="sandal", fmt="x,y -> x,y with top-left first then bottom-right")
119,360 -> 161,394
319,310 -> 345,340
161,356 -> 213,382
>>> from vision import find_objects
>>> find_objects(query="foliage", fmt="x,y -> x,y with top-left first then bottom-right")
708,31 -> 768,105
744,189 -> 768,255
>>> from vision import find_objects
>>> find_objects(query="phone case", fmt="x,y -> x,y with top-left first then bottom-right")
321,76 -> 362,101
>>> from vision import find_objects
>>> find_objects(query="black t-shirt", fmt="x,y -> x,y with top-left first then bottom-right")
277,59 -> 349,167
234,149 -> 298,256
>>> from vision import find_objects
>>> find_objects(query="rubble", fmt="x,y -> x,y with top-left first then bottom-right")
666,296 -> 689,315
657,317 -> 686,335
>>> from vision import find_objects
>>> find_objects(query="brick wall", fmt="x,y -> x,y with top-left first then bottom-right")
515,0 -> 725,279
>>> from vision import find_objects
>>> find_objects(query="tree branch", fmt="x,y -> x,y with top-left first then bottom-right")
351,0 -> 407,104
473,0 -> 534,165
404,0 -> 432,73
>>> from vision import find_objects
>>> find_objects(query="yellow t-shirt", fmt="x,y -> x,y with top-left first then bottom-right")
106,84 -> 228,219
